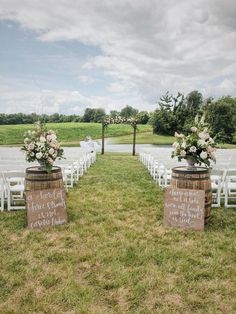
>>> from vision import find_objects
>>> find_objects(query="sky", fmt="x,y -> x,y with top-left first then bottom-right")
0,0 -> 236,115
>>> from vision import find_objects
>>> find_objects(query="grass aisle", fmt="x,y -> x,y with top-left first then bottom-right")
0,154 -> 236,313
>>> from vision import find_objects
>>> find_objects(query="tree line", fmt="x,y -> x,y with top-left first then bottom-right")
150,91 -> 236,144
0,92 -> 235,143
0,106 -> 150,125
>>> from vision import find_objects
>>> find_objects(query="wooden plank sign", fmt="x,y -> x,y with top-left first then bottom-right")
164,187 -> 205,231
25,188 -> 67,229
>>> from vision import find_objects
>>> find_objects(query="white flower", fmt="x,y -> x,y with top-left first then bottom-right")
208,137 -> 214,144
189,146 -> 197,153
200,151 -> 208,159
197,139 -> 206,147
30,152 -> 35,157
180,150 -> 186,157
36,152 -> 43,159
51,141 -> 60,150
191,127 -> 198,133
28,143 -> 35,151
175,132 -> 184,138
40,136 -> 46,143
199,131 -> 210,140
47,134 -> 57,141
49,148 -> 54,155
206,145 -> 216,153
172,142 -> 180,149
181,141 -> 187,149
24,138 -> 29,144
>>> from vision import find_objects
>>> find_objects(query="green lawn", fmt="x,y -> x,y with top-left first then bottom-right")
110,132 -> 236,148
109,132 -> 175,145
0,122 -> 152,146
0,154 -> 235,313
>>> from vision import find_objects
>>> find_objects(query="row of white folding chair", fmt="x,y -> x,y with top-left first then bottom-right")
139,153 -> 171,188
0,152 -> 97,210
0,171 -> 25,211
140,153 -> 236,208
210,169 -> 236,208
224,169 -> 236,208
56,152 -> 96,191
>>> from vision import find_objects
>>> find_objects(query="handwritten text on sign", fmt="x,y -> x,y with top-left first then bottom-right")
25,188 -> 67,229
164,187 -> 205,231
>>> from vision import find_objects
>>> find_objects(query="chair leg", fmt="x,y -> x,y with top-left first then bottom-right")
7,193 -> 11,211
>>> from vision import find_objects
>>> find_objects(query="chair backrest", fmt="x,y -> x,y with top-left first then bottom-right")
225,169 -> 236,177
210,169 -> 224,176
2,171 -> 25,187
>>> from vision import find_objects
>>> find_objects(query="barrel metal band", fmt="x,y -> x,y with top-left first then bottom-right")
25,177 -> 62,182
172,176 -> 210,181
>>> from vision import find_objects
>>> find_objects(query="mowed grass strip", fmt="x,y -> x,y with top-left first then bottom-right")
0,123 -> 152,146
0,154 -> 236,313
109,132 -> 175,145
110,132 -> 236,148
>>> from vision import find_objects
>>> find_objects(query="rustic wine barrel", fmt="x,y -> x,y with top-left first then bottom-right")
25,166 -> 64,191
171,166 -> 212,224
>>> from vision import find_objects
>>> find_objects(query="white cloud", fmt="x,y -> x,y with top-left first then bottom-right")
0,0 -> 235,113
78,75 -> 94,85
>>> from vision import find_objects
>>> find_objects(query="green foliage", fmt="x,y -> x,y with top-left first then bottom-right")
0,112 -> 81,125
135,111 -> 150,124
158,91 -> 185,112
81,108 -> 106,123
120,105 -> 138,118
205,96 -> 236,143
151,110 -> 176,135
186,90 -> 203,116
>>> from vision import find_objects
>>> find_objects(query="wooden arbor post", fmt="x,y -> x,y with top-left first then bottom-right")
101,118 -> 138,155
132,124 -> 137,156
101,122 -> 105,155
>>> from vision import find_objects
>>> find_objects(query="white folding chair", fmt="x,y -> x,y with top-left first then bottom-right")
61,164 -> 75,190
3,171 -> 25,211
210,169 -> 225,207
224,170 -> 236,208
0,174 -> 5,211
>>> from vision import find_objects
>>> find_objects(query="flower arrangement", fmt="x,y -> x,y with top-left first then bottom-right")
21,121 -> 64,172
171,119 -> 217,167
103,115 -> 138,128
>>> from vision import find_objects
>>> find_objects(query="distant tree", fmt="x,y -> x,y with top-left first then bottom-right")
110,110 -> 120,118
151,109 -> 176,135
205,96 -> 236,143
158,91 -> 184,112
136,111 -> 150,124
186,90 -> 203,116
151,92 -> 185,135
82,108 -> 95,122
81,108 -> 106,122
120,105 -> 138,118
93,108 -> 106,122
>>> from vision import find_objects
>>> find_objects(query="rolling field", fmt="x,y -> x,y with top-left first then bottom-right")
0,123 -> 235,148
0,123 -> 152,146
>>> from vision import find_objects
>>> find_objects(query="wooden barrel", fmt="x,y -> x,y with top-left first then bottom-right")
171,167 -> 212,224
25,166 -> 64,191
